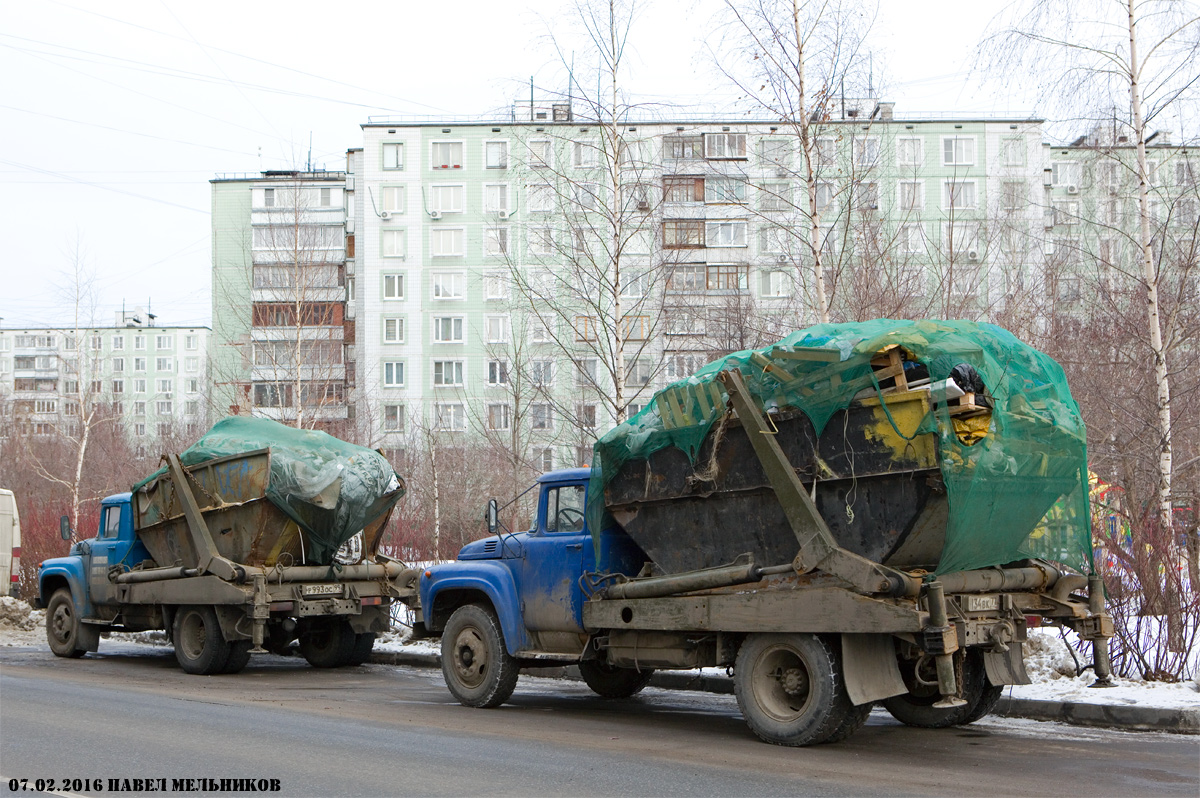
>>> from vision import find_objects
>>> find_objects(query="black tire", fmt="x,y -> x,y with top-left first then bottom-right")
46,588 -> 87,658
441,604 -> 519,708
221,640 -> 253,674
883,649 -> 987,728
826,701 -> 874,743
734,633 -> 857,746
299,619 -> 355,668
961,683 -> 1004,724
578,659 -> 654,698
346,632 -> 376,666
173,605 -> 232,675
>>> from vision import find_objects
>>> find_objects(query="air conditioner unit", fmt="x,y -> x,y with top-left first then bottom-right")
1066,184 -> 1079,195
498,210 -> 509,220
430,210 -> 442,220
775,254 -> 788,264
379,211 -> 391,220
967,249 -> 980,262
775,168 -> 789,178
637,200 -> 650,211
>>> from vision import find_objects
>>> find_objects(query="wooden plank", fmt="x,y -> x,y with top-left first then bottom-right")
770,346 -> 842,363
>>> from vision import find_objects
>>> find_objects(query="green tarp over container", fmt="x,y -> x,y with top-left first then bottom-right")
587,319 -> 1093,576
133,416 -> 402,564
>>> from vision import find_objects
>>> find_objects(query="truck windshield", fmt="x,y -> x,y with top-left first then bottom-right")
545,485 -> 586,534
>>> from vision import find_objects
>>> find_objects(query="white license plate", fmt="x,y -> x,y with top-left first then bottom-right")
964,594 -> 999,612
303,584 -> 343,597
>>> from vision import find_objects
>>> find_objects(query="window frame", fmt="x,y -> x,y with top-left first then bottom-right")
430,140 -> 464,170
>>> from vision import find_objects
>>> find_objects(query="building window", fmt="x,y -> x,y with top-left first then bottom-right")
484,184 -> 509,214
484,227 -> 510,256
527,139 -> 552,168
187,379 -> 199,393
897,137 -> 923,167
528,227 -> 555,255
761,269 -> 791,298
156,358 -> 173,372
572,140 -> 598,168
433,360 -> 464,386
485,140 -> 508,169
942,136 -> 976,166
112,379 -> 124,394
134,400 -> 147,415
531,317 -> 553,343
484,271 -> 509,300
705,177 -> 747,204
382,142 -> 404,170
252,384 -> 291,408
759,182 -> 791,212
488,359 -> 509,386
1052,200 -> 1080,226
531,403 -> 553,430
112,335 -> 124,351
134,335 -> 145,351
185,357 -> 199,372
383,361 -> 405,387
572,182 -> 600,210
664,134 -> 703,159
383,317 -> 405,343
134,379 -> 147,394
663,176 -> 704,203
759,138 -> 792,171
433,403 -> 465,431
663,219 -> 704,248
433,316 -> 465,343
432,272 -> 465,299
263,188 -> 275,207
539,447 -> 555,472
486,404 -> 511,431
383,404 -> 405,432
1001,181 -> 1026,212
668,264 -> 706,292
431,141 -> 463,170
1000,137 -> 1025,167
382,230 -> 406,257
430,184 -> 464,213
706,221 -> 747,247
155,335 -> 173,350
382,186 -> 405,213
665,352 -> 708,380
899,223 -> 926,254
856,182 -> 880,211
705,132 -> 747,159
156,400 -> 173,415
815,137 -> 837,168
320,187 -> 331,207
852,137 -> 880,169
624,357 -> 651,388
944,181 -> 977,210
531,359 -> 554,386
157,378 -> 173,393
112,357 -> 125,373
898,181 -> 923,212
431,228 -> 465,257
577,403 -> 597,430
621,316 -> 650,341
576,358 -> 599,389
383,273 -> 404,300
708,264 -> 748,291
528,183 -> 554,212
485,315 -> 509,343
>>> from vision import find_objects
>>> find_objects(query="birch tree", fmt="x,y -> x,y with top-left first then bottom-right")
983,0 -> 1200,579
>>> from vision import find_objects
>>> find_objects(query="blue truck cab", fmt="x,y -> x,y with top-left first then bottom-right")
418,468 -> 651,706
37,493 -> 152,655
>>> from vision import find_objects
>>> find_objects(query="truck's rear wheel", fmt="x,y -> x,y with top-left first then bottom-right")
883,649 -> 989,728
299,618 -> 355,668
734,633 -> 856,746
221,640 -> 253,674
441,604 -> 518,708
173,605 -> 232,675
46,588 -> 87,658
346,632 -> 376,666
578,660 -> 654,698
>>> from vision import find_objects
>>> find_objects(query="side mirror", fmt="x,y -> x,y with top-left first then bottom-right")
485,499 -> 499,535
60,515 -> 72,541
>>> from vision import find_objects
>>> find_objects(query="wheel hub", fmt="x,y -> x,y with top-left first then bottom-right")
452,629 -> 487,687
780,667 -> 808,696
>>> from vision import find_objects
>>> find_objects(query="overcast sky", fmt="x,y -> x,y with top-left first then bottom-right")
2,0 -> 1026,330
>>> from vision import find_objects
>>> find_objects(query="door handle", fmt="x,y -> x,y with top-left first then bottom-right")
565,543 -> 583,550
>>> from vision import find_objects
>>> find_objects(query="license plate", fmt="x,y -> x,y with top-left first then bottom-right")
303,584 -> 343,597
964,594 -> 999,612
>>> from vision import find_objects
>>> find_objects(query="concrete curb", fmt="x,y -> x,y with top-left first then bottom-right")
370,649 -> 1199,734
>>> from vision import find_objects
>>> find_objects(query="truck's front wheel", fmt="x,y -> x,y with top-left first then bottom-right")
734,633 -> 856,746
46,588 -> 87,658
441,604 -> 518,708
173,605 -> 233,675
579,659 -> 654,698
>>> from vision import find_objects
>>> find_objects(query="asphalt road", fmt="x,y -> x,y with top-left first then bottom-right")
1,643 -> 1197,797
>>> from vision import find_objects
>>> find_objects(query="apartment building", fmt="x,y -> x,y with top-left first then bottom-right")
353,102 -> 1049,467
0,311 -> 209,445
210,170 -> 354,433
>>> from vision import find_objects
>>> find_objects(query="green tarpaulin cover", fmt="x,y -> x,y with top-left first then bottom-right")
587,319 -> 1092,576
133,416 -> 402,563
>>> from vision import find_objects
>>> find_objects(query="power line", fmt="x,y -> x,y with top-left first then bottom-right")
0,158 -> 209,214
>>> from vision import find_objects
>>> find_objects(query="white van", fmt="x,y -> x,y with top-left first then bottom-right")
0,490 -> 20,597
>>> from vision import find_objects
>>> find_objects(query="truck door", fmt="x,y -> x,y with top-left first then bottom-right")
519,483 -> 591,634
87,504 -> 132,607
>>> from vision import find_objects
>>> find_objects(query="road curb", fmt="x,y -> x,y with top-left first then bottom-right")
370,648 -> 1198,734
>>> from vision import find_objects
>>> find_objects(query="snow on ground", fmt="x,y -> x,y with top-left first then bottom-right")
3,597 -> 1196,710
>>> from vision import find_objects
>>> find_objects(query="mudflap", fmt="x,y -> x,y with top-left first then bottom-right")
983,642 -> 1031,685
841,633 -> 907,706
